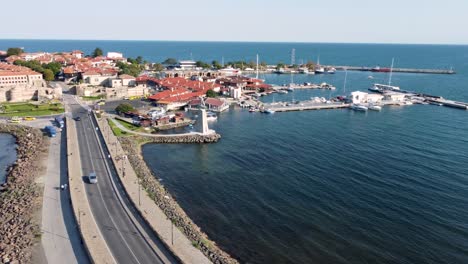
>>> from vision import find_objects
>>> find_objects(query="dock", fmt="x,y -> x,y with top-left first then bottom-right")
330,65 -> 455,75
262,101 -> 349,112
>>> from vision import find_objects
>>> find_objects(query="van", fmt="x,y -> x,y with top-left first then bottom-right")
9,116 -> 21,123
88,172 -> 97,184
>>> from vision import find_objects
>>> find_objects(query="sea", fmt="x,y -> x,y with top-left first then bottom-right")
0,133 -> 17,184
1,40 -> 468,263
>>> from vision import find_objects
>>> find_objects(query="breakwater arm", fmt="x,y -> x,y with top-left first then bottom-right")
330,65 -> 455,74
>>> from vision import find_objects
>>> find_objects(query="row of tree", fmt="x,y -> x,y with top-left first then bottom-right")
13,60 -> 62,81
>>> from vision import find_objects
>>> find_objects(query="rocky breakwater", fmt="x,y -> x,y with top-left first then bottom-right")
0,124 -> 46,264
120,134 -> 238,264
146,133 -> 221,144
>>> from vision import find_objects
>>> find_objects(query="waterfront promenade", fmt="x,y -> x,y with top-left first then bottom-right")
96,114 -> 212,264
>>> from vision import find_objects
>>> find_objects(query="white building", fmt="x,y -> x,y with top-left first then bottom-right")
107,52 -> 123,59
178,60 -> 196,70
383,92 -> 406,102
350,91 -> 383,104
230,86 -> 242,99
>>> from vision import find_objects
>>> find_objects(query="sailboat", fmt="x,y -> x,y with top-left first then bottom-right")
369,58 -> 400,93
287,66 -> 295,91
314,55 -> 325,74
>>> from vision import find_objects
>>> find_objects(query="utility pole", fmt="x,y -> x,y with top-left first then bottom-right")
138,177 -> 141,206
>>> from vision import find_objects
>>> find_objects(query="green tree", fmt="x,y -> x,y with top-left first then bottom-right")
276,63 -> 285,70
44,62 -> 62,76
136,56 -> 143,65
206,89 -> 217,98
212,60 -> 222,69
92,47 -> 103,57
116,61 -> 143,77
260,61 -> 268,70
7,47 -> 23,56
196,61 -> 210,69
115,103 -> 135,114
43,69 -> 55,81
152,63 -> 165,72
306,61 -> 316,70
162,58 -> 178,65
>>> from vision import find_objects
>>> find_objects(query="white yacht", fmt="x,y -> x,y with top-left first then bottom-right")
206,111 -> 218,121
351,104 -> 368,111
368,104 -> 382,111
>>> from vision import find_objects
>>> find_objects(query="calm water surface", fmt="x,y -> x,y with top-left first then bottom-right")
0,134 -> 17,184
2,40 -> 467,263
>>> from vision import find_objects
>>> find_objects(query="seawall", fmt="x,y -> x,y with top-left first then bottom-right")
0,124 -> 47,264
118,134 -> 238,264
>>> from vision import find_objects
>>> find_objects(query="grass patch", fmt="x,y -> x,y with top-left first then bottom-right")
81,95 -> 105,101
107,119 -> 128,137
0,102 -> 64,117
115,118 -> 139,131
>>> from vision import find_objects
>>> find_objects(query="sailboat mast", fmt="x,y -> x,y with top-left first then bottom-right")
388,57 -> 394,86
256,54 -> 259,79
343,69 -> 348,95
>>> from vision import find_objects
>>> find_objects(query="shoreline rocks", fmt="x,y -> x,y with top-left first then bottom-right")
119,134 -> 239,264
0,124 -> 47,264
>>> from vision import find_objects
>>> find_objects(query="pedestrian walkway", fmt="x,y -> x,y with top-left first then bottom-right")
41,132 -> 89,264
96,114 -> 212,264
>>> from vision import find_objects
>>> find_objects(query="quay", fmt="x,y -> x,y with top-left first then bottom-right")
262,101 -> 349,112
330,65 -> 456,75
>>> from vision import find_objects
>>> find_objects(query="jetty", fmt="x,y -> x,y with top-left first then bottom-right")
330,65 -> 455,75
262,101 -> 349,112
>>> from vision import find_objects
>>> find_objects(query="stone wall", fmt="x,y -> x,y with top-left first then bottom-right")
0,125 -> 47,264
119,135 -> 239,264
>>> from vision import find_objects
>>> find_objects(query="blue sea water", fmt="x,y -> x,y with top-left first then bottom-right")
0,134 -> 16,184
2,40 -> 467,263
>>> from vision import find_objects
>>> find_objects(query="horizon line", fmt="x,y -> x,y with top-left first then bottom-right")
0,38 -> 467,46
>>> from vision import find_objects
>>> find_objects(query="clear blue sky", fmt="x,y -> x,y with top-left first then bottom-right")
2,0 -> 467,44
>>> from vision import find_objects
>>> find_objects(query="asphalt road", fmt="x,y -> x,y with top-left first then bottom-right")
65,95 -> 178,264
40,127 -> 89,264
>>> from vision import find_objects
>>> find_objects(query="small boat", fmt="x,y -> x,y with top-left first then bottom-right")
351,104 -> 368,111
325,67 -> 336,74
315,67 -> 325,74
274,68 -> 285,74
368,76 -> 374,79
264,109 -> 275,114
278,90 -> 288,94
206,111 -> 218,121
286,86 -> 294,92
368,104 -> 382,111
248,107 -> 259,112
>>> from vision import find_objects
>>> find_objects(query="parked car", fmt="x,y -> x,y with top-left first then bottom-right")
88,172 -> 97,184
23,116 -> 36,121
9,116 -> 21,123
75,116 -> 81,121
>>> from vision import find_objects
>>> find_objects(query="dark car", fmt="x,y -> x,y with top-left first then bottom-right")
75,116 -> 81,121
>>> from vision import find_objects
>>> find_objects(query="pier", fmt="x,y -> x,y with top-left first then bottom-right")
330,65 -> 455,75
262,101 -> 349,112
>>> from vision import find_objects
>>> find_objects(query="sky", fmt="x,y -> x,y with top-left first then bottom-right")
1,0 -> 468,44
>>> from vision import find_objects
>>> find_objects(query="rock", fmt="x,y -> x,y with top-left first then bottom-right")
0,124 -> 45,264
118,136 -> 238,264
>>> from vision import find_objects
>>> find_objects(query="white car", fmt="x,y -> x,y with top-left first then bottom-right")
89,172 -> 97,184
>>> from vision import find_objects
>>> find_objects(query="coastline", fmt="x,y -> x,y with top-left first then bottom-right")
0,124 -> 47,263
118,134 -> 239,264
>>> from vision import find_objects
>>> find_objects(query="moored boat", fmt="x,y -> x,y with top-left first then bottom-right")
350,104 -> 368,111
206,111 -> 218,121
368,104 -> 382,111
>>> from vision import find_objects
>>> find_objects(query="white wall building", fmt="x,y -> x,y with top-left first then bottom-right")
350,91 -> 383,104
178,60 -> 197,70
107,52 -> 123,59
